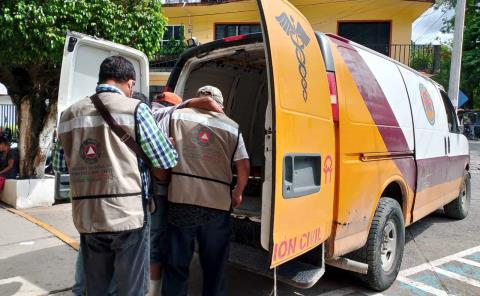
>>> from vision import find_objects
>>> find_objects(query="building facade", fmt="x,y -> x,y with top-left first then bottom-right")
151,0 -> 434,91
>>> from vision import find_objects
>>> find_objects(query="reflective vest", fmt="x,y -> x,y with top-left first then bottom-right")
58,92 -> 144,234
169,108 -> 240,211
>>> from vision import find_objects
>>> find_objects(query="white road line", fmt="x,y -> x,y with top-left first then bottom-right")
317,288 -> 355,296
397,276 -> 449,296
455,257 -> 480,268
0,276 -> 47,295
432,267 -> 480,288
400,245 -> 480,277
316,287 -> 385,296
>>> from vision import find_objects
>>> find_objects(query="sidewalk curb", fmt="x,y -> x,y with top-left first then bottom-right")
0,202 -> 79,251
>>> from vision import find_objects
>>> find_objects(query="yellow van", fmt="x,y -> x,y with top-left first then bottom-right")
58,0 -> 470,291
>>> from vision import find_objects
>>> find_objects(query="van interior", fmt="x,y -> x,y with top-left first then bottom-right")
174,43 -> 270,249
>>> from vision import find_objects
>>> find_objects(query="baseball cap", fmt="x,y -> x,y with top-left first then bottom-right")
156,92 -> 182,106
197,86 -> 224,106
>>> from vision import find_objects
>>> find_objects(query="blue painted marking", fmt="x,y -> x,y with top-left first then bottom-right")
409,271 -> 445,291
398,282 -> 431,296
464,252 -> 480,263
439,261 -> 480,281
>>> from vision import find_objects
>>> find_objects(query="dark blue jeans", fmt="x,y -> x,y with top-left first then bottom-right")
162,212 -> 231,296
81,215 -> 150,296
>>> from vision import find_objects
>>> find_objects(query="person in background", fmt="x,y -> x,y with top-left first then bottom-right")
148,90 -> 223,295
0,136 -> 19,179
54,56 -> 178,296
162,86 -> 250,296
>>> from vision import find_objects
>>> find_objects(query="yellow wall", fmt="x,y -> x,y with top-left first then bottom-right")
163,0 -> 431,45
151,0 -> 432,86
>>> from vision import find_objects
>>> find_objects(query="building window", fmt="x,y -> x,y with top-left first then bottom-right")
338,21 -> 391,55
215,24 -> 261,40
162,25 -> 184,46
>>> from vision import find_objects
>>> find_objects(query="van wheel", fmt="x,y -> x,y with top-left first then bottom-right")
356,197 -> 405,291
444,171 -> 471,220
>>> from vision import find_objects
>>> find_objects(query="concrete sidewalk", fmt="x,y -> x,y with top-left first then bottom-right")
0,205 -> 76,295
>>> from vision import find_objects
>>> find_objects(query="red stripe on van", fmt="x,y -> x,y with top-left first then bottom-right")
330,37 -> 416,190
417,155 -> 468,192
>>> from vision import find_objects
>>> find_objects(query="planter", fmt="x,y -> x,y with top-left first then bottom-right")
0,178 -> 55,209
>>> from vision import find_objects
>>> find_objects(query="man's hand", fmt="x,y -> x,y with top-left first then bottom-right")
233,158 -> 250,209
152,168 -> 170,183
187,97 -> 224,113
232,186 -> 243,208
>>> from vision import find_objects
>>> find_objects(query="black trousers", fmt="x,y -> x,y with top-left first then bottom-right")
81,216 -> 150,296
162,212 -> 231,296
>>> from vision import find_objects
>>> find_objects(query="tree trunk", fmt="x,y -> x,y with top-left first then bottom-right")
33,101 -> 57,177
18,97 -> 57,178
18,98 -> 33,178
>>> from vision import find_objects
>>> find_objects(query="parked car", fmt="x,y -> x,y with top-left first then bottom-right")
56,0 -> 470,291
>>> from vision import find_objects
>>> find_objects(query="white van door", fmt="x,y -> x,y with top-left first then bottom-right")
438,90 -> 469,195
399,67 -> 453,221
256,0 -> 336,268
58,31 -> 149,121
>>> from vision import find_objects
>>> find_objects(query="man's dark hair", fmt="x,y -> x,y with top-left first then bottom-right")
132,91 -> 150,105
0,136 -> 9,146
98,56 -> 136,84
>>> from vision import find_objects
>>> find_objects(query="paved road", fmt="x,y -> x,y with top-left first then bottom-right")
1,142 -> 480,295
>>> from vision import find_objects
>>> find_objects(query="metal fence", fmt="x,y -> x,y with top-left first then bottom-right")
366,44 -> 441,74
150,55 -> 178,72
150,44 -> 442,74
0,104 -> 17,140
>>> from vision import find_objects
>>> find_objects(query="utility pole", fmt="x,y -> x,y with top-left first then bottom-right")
448,0 -> 467,109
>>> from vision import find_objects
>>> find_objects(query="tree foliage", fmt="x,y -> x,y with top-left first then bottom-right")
435,0 -> 480,107
0,0 -> 167,177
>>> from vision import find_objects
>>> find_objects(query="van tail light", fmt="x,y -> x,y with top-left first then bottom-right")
327,71 -> 339,122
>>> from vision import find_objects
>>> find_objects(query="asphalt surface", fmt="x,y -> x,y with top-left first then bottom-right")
1,142 -> 480,295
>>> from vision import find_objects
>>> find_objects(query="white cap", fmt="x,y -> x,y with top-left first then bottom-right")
197,85 -> 223,106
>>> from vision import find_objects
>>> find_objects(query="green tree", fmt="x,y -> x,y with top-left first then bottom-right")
0,0 -> 167,177
435,0 -> 480,107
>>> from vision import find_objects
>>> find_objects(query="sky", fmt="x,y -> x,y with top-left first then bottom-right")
412,4 -> 455,45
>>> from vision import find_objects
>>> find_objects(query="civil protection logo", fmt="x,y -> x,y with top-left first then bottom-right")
79,139 -> 101,164
193,126 -> 215,147
419,83 -> 435,125
276,12 -> 311,102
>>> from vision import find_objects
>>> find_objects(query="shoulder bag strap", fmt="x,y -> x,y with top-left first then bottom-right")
90,94 -> 153,171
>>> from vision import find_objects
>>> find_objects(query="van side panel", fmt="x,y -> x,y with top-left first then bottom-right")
327,38 -> 416,257
398,67 -> 468,222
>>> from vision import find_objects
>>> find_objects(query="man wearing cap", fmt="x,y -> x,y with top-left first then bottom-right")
147,91 -> 225,295
162,86 -> 250,296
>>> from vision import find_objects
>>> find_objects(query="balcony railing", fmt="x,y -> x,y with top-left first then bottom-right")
150,43 -> 441,74
162,0 -> 234,5
366,43 -> 441,74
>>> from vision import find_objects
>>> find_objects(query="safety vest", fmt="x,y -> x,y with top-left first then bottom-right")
58,92 -> 144,234
169,108 -> 239,211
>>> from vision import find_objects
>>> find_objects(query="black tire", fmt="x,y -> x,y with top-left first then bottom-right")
444,171 -> 471,220
353,197 -> 405,291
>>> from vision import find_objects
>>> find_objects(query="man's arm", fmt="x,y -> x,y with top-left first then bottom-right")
233,159 -> 250,208
136,103 -> 178,180
186,97 -> 224,113
232,134 -> 250,208
0,159 -> 14,175
52,142 -> 68,174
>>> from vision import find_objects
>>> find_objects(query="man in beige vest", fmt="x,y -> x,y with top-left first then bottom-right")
53,56 -> 178,296
162,86 -> 250,296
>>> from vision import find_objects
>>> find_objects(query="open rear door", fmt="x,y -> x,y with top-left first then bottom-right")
58,31 -> 149,121
55,31 -> 149,200
257,0 -> 336,268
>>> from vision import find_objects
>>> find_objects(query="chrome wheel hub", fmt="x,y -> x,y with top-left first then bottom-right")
381,220 -> 397,272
